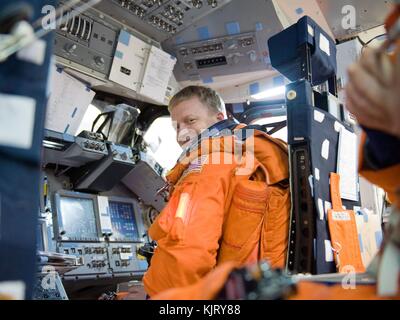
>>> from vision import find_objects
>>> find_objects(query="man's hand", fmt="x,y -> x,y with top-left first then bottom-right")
345,46 -> 400,138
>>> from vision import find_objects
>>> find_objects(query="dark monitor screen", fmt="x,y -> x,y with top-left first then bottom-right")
59,196 -> 98,240
109,201 -> 139,241
36,221 -> 45,252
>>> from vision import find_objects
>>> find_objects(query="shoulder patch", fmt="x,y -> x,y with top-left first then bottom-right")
179,155 -> 209,183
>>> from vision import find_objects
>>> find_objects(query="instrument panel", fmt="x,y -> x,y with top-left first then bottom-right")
57,242 -> 110,277
96,0 -> 233,41
54,7 -> 118,77
50,191 -> 149,280
173,31 -> 263,81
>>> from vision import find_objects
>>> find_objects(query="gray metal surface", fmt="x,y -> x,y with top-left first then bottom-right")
93,0 -> 233,42
72,143 -> 136,192
52,0 -> 393,94
64,136 -> 108,164
316,0 -> 391,40
162,0 -> 283,82
173,31 -> 266,81
40,168 -> 150,282
56,242 -> 148,279
54,6 -> 119,76
57,242 -> 110,278
108,243 -> 148,274
122,152 -> 167,212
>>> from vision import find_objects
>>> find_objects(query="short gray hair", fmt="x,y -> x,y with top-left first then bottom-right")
168,85 -> 226,117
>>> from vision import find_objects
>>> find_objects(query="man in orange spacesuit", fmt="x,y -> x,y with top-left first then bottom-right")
150,8 -> 400,300
142,86 -> 291,297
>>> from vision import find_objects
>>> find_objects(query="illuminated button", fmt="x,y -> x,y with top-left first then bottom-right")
64,43 -> 77,54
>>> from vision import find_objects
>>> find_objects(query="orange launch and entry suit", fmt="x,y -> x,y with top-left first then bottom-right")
150,128 -> 400,300
150,132 -> 400,301
149,7 -> 400,299
142,123 -> 291,297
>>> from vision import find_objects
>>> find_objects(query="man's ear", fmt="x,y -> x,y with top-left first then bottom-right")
216,112 -> 225,121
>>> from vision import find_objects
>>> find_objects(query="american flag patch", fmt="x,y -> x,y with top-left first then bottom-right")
179,155 -> 209,182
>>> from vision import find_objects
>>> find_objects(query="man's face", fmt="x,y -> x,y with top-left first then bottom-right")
170,96 -> 224,148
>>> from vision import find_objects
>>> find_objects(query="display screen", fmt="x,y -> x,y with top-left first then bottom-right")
59,196 -> 98,240
109,201 -> 139,241
36,222 -> 45,251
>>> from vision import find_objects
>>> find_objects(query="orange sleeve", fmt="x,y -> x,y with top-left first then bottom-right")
358,132 -> 400,206
143,152 -> 238,297
152,261 -> 238,300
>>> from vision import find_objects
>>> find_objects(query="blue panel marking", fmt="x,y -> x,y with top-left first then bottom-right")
232,103 -> 244,113
375,231 -> 383,248
119,30 -> 131,46
249,82 -> 260,95
273,75 -> 285,86
255,22 -> 263,31
115,50 -> 124,59
202,76 -> 214,84
71,107 -> 77,118
226,22 -> 240,35
175,36 -> 185,45
363,212 -> 369,223
197,26 -> 211,40
64,124 -> 70,134
296,7 -> 304,15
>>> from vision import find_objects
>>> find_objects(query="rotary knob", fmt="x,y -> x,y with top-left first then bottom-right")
231,55 -> 240,65
94,56 -> 105,67
248,50 -> 257,63
64,43 -> 77,54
